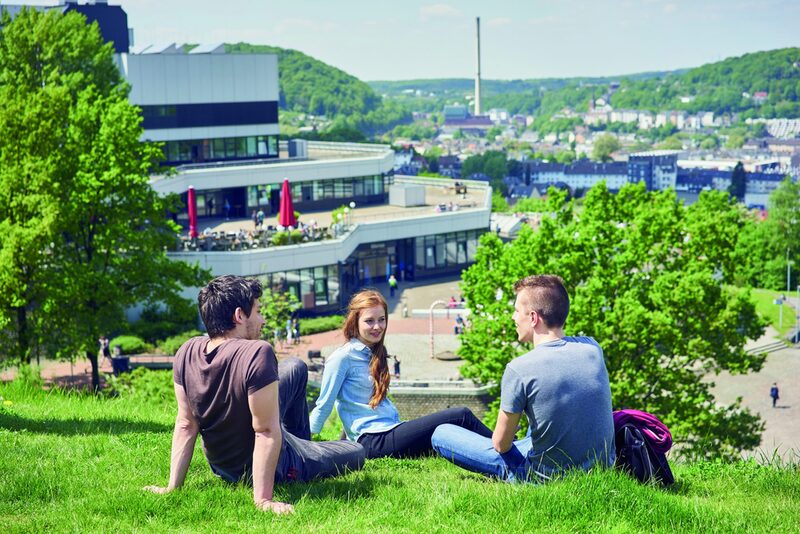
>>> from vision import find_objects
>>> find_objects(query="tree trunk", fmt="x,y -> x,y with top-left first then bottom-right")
15,306 -> 30,365
86,350 -> 100,392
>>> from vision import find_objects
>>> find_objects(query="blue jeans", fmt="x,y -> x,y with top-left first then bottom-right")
432,424 -> 541,483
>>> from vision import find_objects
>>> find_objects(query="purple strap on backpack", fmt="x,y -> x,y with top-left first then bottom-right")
612,409 -> 672,454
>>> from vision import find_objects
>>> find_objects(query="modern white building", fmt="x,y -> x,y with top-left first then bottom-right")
122,48 -> 281,165
6,1 -> 492,314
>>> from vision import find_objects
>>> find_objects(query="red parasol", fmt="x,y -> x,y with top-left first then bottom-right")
278,178 -> 297,228
187,186 -> 198,238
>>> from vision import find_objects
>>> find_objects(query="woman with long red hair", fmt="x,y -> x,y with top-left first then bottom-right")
309,289 -> 492,459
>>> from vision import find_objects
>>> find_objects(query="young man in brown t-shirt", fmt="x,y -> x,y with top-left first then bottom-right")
145,275 -> 364,514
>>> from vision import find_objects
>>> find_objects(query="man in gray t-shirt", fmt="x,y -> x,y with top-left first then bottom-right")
432,274 -> 615,482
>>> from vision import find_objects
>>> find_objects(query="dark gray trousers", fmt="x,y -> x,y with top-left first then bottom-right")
275,357 -> 365,482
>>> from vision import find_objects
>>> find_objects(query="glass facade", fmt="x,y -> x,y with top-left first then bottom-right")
162,134 -> 278,165
246,175 -> 390,209
262,264 -> 340,311
415,230 -> 480,275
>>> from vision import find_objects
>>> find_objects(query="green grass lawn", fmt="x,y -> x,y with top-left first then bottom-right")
1,379 -> 799,533
747,287 -> 797,339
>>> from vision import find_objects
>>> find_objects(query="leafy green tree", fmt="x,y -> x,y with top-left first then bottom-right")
459,183 -> 765,460
491,193 -> 510,212
130,300 -> 199,345
699,135 -> 719,150
512,197 -> 547,212
424,147 -> 442,173
592,134 -> 621,162
728,161 -> 747,200
259,285 -> 299,345
725,134 -> 745,149
734,177 -> 800,290
656,135 -> 684,150
554,149 -> 577,164
628,140 -> 654,153
486,126 -> 503,140
0,9 -> 205,386
462,150 -> 509,195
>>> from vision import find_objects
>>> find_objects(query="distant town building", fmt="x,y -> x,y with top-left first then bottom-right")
437,155 -> 462,178
487,108 -> 510,123
628,151 -> 679,191
443,104 -> 469,121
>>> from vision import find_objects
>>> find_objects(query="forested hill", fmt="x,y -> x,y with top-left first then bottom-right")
369,48 -> 800,119
226,42 -> 410,137
368,70 -> 679,97
611,47 -> 800,118
221,45 -> 800,134
225,42 -> 380,117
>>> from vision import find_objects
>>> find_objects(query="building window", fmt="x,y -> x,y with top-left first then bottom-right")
246,137 -> 257,157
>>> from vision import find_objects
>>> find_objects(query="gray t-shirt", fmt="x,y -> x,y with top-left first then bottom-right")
500,336 -> 615,478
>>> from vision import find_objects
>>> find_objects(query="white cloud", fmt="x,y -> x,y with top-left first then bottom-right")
663,3 -> 678,13
419,3 -> 462,22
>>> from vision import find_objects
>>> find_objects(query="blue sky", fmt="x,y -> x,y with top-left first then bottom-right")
7,0 -> 799,81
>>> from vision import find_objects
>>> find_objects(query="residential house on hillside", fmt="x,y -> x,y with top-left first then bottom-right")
437,155 -> 462,178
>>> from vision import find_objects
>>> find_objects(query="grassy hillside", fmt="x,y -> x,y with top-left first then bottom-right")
2,379 -> 799,532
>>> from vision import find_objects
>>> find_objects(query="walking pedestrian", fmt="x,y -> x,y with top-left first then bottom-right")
770,383 -> 780,408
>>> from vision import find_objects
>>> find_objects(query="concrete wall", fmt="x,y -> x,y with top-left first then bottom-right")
388,384 -> 494,420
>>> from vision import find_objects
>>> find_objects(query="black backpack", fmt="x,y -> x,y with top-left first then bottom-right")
614,423 -> 675,486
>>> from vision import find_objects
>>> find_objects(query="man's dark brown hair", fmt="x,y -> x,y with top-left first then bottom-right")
198,275 -> 263,337
513,274 -> 570,328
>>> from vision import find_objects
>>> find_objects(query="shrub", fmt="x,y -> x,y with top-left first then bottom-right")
128,300 -> 198,344
109,335 -> 150,355
271,229 -> 304,246
160,330 -> 202,355
104,367 -> 173,403
299,315 -> 344,335
13,364 -> 43,388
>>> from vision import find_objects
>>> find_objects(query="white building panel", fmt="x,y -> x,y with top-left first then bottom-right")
141,123 -> 280,142
151,147 -> 395,195
124,53 -> 279,105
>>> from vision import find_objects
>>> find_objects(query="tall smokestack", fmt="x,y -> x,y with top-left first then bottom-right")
475,16 -> 482,116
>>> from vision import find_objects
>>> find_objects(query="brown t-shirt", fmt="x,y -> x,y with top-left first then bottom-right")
174,336 -> 278,471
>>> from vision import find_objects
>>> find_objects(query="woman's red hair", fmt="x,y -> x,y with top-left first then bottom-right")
342,289 -> 389,408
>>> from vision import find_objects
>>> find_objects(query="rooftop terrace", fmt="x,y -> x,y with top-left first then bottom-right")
172,176 -> 491,255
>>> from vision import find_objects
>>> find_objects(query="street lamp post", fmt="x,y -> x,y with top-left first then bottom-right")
343,207 -> 350,230
787,248 -> 792,297
349,201 -> 356,227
